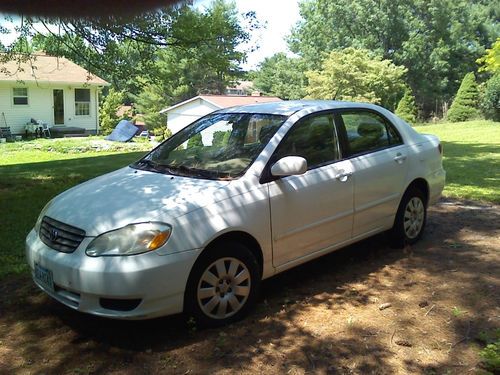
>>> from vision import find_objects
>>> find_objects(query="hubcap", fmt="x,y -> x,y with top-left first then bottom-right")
197,257 -> 251,319
403,197 -> 425,239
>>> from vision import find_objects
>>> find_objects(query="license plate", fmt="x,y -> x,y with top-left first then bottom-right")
34,263 -> 54,292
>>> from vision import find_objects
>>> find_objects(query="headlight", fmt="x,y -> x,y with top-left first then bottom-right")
85,222 -> 172,257
34,199 -> 54,233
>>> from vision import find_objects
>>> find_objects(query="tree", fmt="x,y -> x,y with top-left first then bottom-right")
479,73 -> 500,121
305,48 -> 407,109
288,0 -> 499,116
395,88 -> 418,124
132,80 -> 168,131
213,130 -> 231,147
253,53 -> 307,99
447,73 -> 480,122
99,88 -> 126,135
187,133 -> 203,148
477,38 -> 500,74
2,1 -> 258,96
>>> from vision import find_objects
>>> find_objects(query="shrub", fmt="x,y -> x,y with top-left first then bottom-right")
395,88 -> 418,124
447,72 -> 480,122
99,88 -> 125,135
480,73 -> 500,121
187,133 -> 203,148
153,126 -> 172,142
478,329 -> 500,373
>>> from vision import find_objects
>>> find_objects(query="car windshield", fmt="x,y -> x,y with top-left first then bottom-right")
132,112 -> 286,179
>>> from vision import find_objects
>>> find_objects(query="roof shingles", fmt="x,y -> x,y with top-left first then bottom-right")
0,54 -> 109,85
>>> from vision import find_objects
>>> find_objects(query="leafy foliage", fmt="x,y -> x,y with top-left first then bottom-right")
477,38 -> 500,74
447,72 -> 480,122
479,73 -> 500,121
187,133 -> 203,148
132,81 -> 168,131
99,88 -> 126,135
305,48 -> 407,109
253,53 -> 307,99
3,1 -> 258,97
288,0 -> 499,116
395,88 -> 418,124
212,130 -> 231,147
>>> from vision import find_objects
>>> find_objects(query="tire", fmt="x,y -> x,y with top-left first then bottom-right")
184,241 -> 261,327
389,186 -> 427,248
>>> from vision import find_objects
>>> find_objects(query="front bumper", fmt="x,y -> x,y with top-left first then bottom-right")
25,229 -> 202,319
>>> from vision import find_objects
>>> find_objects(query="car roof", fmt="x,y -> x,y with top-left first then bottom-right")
216,100 -> 387,116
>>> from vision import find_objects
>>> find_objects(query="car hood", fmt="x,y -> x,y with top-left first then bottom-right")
45,167 -> 231,236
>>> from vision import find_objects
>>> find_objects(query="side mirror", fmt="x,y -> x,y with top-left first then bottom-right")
270,156 -> 307,177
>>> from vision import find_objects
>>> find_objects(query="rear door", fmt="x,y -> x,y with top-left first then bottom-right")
266,112 -> 354,267
336,110 -> 409,238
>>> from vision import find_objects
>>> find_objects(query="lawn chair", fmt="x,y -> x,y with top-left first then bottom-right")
40,123 -> 51,138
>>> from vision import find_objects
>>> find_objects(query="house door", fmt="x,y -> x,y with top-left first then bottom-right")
53,89 -> 64,125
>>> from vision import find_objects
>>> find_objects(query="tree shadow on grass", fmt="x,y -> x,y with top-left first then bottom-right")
1,200 -> 498,374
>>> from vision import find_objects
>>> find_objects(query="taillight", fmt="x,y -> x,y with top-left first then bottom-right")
438,143 -> 443,155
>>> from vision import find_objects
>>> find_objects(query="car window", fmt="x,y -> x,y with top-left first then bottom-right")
341,111 -> 402,156
274,113 -> 340,169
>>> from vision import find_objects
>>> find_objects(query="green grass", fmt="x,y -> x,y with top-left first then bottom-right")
0,138 -> 153,279
414,120 -> 499,204
0,121 -> 498,280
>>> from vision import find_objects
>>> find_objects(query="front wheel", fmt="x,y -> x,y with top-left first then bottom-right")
390,187 -> 427,247
184,242 -> 260,327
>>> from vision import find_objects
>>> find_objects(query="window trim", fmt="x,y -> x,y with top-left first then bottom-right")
335,108 -> 404,159
74,88 -> 91,116
12,87 -> 29,106
260,110 -> 343,184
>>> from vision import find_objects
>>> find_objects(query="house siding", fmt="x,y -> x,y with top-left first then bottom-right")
0,82 -> 100,134
167,98 -> 220,135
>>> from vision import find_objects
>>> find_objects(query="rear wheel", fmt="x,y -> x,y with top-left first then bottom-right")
390,187 -> 427,247
184,242 -> 260,327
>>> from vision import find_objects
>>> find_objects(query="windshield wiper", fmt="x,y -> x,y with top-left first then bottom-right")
134,159 -> 171,174
163,164 -> 213,178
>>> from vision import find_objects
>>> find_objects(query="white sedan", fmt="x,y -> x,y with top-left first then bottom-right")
26,100 -> 445,326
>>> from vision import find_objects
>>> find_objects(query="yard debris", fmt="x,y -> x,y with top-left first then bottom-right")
395,339 -> 413,347
425,304 -> 436,316
379,303 -> 392,310
419,301 -> 429,308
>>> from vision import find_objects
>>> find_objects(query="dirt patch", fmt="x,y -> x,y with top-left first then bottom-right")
0,199 -> 499,374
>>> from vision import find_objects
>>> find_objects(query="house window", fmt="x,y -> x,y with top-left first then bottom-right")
75,88 -> 90,116
13,88 -> 28,105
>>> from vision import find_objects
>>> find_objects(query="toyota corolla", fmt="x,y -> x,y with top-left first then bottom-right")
26,100 -> 445,326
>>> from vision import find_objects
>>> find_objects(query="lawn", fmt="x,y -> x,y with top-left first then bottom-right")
0,138 -> 153,279
414,120 -> 499,204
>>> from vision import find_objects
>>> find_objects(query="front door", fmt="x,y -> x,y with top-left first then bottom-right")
53,89 -> 64,125
268,112 -> 354,268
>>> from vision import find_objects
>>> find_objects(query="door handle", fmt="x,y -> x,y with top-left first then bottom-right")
394,153 -> 407,163
335,171 -> 352,182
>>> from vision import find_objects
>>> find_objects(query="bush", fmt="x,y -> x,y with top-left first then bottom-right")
478,329 -> 500,373
447,72 -> 480,122
153,126 -> 172,142
480,73 -> 500,121
99,88 -> 125,135
395,88 -> 418,124
187,133 -> 203,148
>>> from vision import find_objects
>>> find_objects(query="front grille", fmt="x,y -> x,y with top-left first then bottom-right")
39,216 -> 86,253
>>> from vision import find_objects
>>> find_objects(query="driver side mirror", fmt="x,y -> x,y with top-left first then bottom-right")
270,156 -> 307,177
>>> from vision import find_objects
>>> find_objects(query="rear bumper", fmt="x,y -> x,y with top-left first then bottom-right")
25,229 -> 202,319
428,168 -> 446,205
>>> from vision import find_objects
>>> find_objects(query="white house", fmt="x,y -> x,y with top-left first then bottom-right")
0,53 -> 109,135
159,94 -> 282,135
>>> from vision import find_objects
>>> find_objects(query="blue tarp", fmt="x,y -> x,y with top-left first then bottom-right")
105,120 -> 138,142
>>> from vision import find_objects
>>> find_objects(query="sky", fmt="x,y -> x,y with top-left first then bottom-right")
1,0 -> 302,70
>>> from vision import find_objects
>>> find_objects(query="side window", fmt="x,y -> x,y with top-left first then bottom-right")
274,113 -> 340,169
341,111 -> 402,156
